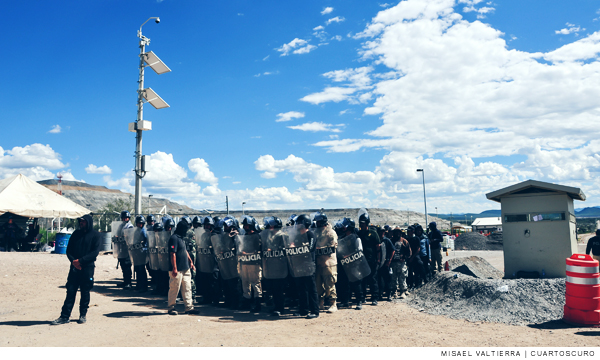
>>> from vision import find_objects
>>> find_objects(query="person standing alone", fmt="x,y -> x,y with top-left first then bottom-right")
51,214 -> 100,325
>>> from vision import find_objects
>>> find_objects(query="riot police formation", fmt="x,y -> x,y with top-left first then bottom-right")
104,210 -> 447,319
112,211 -> 133,289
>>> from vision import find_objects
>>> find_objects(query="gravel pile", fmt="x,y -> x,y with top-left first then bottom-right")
447,256 -> 504,279
455,232 -> 503,250
404,258 -> 566,326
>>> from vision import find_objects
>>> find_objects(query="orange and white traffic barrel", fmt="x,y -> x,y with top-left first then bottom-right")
563,254 -> 600,326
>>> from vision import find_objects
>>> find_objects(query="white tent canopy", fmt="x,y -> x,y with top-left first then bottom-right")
0,174 -> 90,218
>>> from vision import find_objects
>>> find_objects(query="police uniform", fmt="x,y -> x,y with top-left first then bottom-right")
314,224 -> 338,310
117,221 -> 133,288
357,226 -> 381,303
184,228 -> 197,299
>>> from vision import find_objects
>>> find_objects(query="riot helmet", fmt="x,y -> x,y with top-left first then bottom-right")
180,216 -> 193,228
340,217 -> 356,233
192,216 -> 203,228
203,216 -> 215,230
286,214 -> 297,226
295,214 -> 312,230
313,212 -> 328,228
358,208 -> 370,227
223,216 -> 239,232
153,222 -> 164,232
263,216 -> 283,229
164,218 -> 175,232
241,215 -> 260,233
135,215 -> 146,227
146,214 -> 156,225
121,210 -> 131,221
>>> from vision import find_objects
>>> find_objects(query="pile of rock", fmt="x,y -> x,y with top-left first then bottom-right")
454,232 -> 503,250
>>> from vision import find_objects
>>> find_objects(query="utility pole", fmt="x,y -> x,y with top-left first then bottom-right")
226,196 -> 229,215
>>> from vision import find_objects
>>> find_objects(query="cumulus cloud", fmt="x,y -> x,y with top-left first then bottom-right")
287,122 -> 344,133
48,125 -> 61,134
314,25 -> 325,31
277,38 -> 316,56
321,7 -> 334,15
326,16 -> 345,25
0,144 -> 65,170
555,23 -> 584,35
85,164 -> 112,174
276,111 -> 305,122
188,158 -> 218,184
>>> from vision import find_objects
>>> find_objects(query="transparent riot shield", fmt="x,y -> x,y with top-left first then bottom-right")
195,228 -> 216,274
378,240 -> 387,270
358,208 -> 368,221
283,225 -> 315,278
313,225 -> 337,268
147,230 -> 158,271
111,220 -> 130,259
260,229 -> 288,279
211,233 -> 238,280
124,227 -> 148,266
238,233 -> 262,284
156,230 -> 171,272
337,233 -> 371,282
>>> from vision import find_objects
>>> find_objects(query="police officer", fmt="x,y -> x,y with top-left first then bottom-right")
116,211 -> 133,289
197,216 -> 220,305
261,216 -> 288,316
167,217 -> 198,315
221,216 -> 242,309
133,215 -> 149,292
180,216 -> 197,301
146,214 -> 157,288
357,211 -> 381,306
292,214 -> 319,319
428,222 -> 444,273
313,212 -> 338,313
586,229 -> 600,262
238,216 -> 263,313
335,218 -> 364,310
390,228 -> 411,299
151,222 -> 170,296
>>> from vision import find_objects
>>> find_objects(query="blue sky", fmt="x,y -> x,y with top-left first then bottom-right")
2,0 -> 600,214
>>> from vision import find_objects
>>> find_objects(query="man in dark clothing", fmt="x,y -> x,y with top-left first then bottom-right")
132,215 -> 149,292
415,224 -> 431,282
586,229 -> 600,262
167,219 -> 197,315
376,227 -> 395,301
2,216 -> 22,252
51,214 -> 100,325
428,222 -> 444,273
406,226 -> 426,289
357,211 -> 381,305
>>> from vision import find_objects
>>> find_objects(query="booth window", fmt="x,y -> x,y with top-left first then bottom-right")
531,212 -> 565,222
504,212 -> 566,223
505,214 -> 529,222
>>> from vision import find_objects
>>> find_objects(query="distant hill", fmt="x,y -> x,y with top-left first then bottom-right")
575,207 -> 600,218
436,210 -> 501,221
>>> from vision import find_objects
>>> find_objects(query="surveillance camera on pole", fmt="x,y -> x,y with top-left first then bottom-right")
130,16 -> 171,217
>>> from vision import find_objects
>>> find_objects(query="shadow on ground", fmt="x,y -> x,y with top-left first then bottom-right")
0,320 -> 54,327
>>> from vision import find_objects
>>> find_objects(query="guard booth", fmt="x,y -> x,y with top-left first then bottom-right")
486,180 -> 585,278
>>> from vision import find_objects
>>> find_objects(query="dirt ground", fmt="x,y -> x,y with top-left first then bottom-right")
1,252 -> 599,347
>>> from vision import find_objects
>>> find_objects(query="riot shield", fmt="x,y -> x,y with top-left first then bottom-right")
237,233 -> 262,284
211,233 -> 238,280
260,229 -> 288,279
124,227 -> 148,266
147,230 -> 158,271
358,208 -> 368,221
283,225 -> 315,278
111,220 -> 130,259
337,233 -> 371,282
156,230 -> 171,272
378,241 -> 387,270
195,228 -> 216,274
313,225 -> 337,268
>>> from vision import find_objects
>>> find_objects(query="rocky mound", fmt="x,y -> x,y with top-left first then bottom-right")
455,232 -> 503,250
405,257 -> 565,326
447,256 -> 504,279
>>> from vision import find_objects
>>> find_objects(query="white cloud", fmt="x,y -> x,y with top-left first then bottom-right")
0,144 -> 65,170
287,122 -> 344,133
293,45 -> 317,55
277,38 -> 315,56
85,164 -> 112,175
48,125 -> 61,134
555,23 -> 584,35
326,16 -> 345,25
321,7 -> 334,15
57,170 -> 85,182
188,158 -> 218,184
314,25 -> 325,31
300,87 -> 358,104
276,111 -> 305,122
332,35 -> 342,41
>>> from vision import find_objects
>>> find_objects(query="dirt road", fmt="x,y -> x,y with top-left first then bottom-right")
0,252 -> 598,347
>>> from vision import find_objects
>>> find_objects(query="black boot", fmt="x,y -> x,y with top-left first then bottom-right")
251,298 -> 262,313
